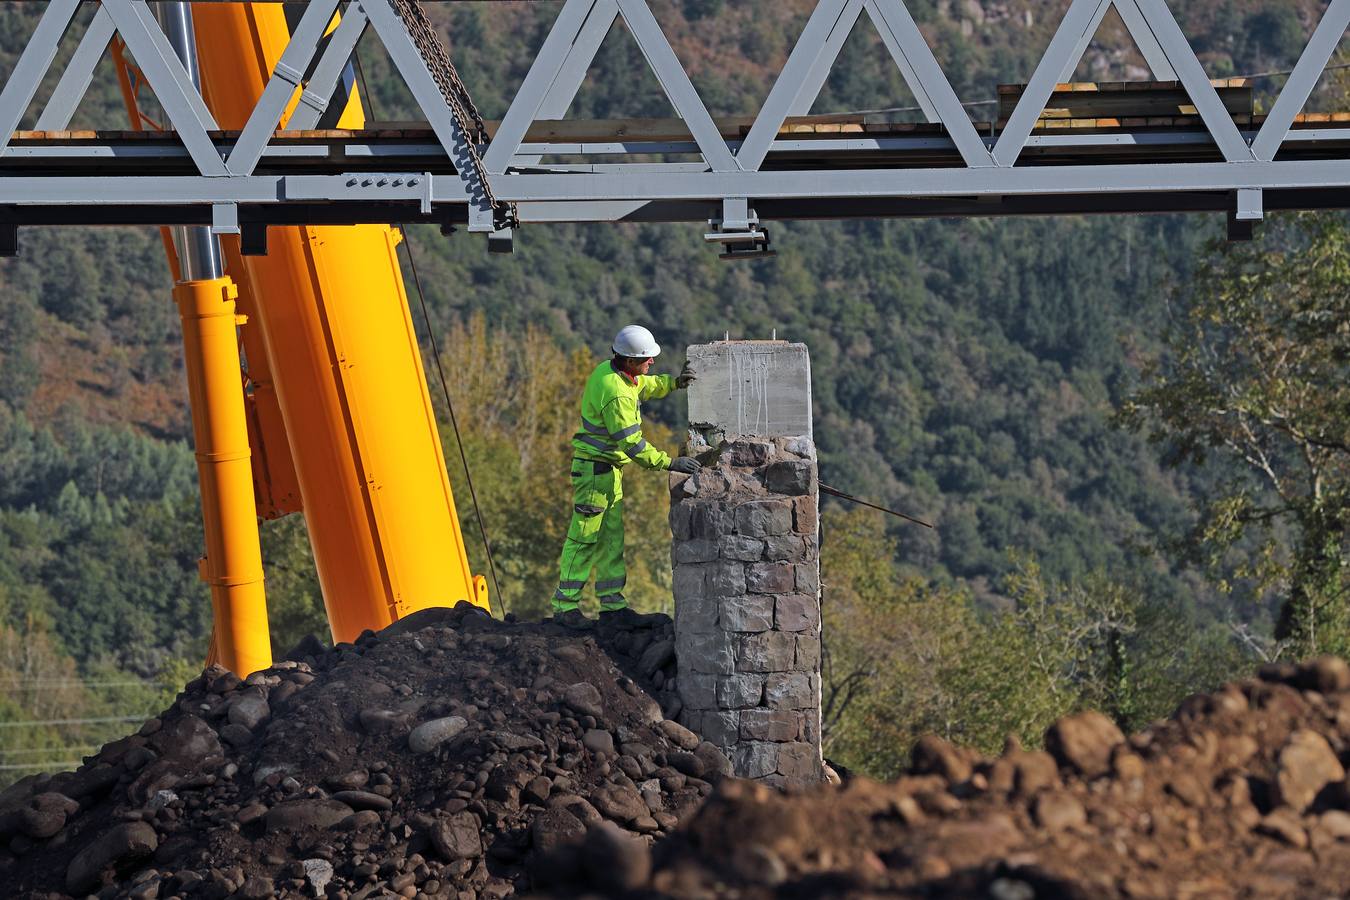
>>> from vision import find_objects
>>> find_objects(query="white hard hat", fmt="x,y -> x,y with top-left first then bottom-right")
613,324 -> 661,358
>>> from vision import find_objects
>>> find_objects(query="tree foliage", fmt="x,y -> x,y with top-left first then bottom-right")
1120,214 -> 1350,657
821,508 -> 1245,778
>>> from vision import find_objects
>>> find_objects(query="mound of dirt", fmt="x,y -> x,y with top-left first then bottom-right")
0,603 -> 726,900
13,604 -> 1350,900
578,656 -> 1350,899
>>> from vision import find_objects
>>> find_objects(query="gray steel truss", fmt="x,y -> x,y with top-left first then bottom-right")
3,0 -> 1350,245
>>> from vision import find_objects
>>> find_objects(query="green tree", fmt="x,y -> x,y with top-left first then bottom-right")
258,514 -> 328,657
1119,214 -> 1350,657
1001,553 -> 1246,733
820,507 -> 1246,778
820,508 -> 1068,775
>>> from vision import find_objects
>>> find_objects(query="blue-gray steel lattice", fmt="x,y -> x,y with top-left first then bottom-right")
1,0 -> 1350,239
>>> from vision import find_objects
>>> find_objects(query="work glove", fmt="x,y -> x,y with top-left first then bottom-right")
676,361 -> 696,389
668,457 -> 702,475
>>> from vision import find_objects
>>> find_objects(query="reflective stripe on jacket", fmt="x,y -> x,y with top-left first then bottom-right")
571,360 -> 675,469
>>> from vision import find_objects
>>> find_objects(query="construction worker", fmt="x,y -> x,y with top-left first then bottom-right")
553,325 -> 701,629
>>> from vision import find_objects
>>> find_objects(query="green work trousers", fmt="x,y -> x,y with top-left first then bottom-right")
554,460 -> 627,612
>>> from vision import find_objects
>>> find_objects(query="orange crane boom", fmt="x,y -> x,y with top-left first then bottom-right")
120,1 -> 488,673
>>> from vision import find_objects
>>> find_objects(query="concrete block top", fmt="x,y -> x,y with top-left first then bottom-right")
686,341 -> 812,440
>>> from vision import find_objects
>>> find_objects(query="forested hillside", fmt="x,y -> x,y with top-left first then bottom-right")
0,0 -> 1345,779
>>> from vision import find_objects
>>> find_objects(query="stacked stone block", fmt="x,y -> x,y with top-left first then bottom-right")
669,436 -> 822,785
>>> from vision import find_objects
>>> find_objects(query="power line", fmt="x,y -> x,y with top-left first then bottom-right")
0,745 -> 97,755
0,715 -> 147,728
0,675 -> 154,682
0,680 -> 155,689
849,98 -> 996,116
1238,61 -> 1350,81
848,62 -> 1350,118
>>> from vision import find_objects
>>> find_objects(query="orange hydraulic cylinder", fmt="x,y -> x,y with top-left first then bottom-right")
175,278 -> 271,676
193,3 -> 487,642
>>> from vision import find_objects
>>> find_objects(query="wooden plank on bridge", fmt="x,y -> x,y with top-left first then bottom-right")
998,79 -> 1252,120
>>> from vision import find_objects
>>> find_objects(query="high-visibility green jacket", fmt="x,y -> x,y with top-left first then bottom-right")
572,360 -> 676,470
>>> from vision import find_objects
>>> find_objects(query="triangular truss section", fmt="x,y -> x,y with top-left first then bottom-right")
555,15 -> 681,121
0,0 -> 507,221
483,0 -> 739,174
1057,3 -> 1164,82
0,0 -> 227,175
801,5 -> 926,121
1251,0 -> 1350,161
739,0 -> 993,171
1103,0 -> 1177,81
993,0 -> 1254,166
33,5 -> 118,133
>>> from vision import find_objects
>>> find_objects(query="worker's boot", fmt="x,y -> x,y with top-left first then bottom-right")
598,607 -> 645,630
554,608 -> 594,631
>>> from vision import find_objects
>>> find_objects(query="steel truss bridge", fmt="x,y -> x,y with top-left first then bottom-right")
4,0 -> 1350,255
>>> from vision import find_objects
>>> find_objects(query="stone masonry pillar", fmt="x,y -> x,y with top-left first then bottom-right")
669,341 -> 822,786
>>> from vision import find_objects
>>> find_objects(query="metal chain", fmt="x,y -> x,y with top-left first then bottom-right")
385,0 -> 516,228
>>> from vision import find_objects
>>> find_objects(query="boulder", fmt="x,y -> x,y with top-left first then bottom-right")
911,734 -> 973,784
408,716 -> 469,754
563,682 -> 604,718
1274,729 -> 1345,812
591,785 -> 648,824
149,715 -> 222,765
1033,790 -> 1087,832
330,790 -> 393,812
430,812 -> 483,861
1045,712 -> 1124,778
65,822 -> 158,895
227,691 -> 271,731
358,708 -> 409,735
582,729 -> 615,756
657,719 -> 701,751
1297,656 -> 1350,694
581,822 -> 651,891
638,639 -> 675,677
531,808 -> 587,854
263,799 -> 354,833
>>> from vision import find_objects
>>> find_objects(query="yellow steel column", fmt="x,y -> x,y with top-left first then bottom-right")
175,278 -> 271,676
193,3 -> 489,644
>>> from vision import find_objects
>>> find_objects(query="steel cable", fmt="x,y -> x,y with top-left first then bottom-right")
353,48 -> 505,616
386,0 -> 516,228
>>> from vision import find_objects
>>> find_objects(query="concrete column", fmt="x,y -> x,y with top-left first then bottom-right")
670,341 -> 822,786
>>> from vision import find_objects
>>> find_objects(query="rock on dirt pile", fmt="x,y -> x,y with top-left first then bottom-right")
558,656 -> 1350,899
0,603 -> 730,899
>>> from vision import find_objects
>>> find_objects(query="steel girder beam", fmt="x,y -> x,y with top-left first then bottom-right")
6,186 -> 1350,231
478,159 -> 1350,203
102,0 -> 227,173
6,158 -> 1350,205
1112,0 -> 1176,79
2,0 -> 1350,229
991,0 -> 1258,167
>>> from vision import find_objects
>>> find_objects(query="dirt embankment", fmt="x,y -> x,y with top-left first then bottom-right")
7,602 -> 1350,900
0,603 -> 719,899
627,656 -> 1350,899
